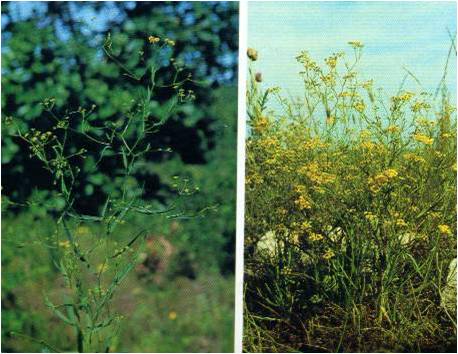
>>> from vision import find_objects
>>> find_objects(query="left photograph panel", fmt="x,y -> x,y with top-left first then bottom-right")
1,1 -> 238,352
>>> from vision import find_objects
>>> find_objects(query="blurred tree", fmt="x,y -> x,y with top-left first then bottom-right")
162,85 -> 237,274
1,1 -> 238,214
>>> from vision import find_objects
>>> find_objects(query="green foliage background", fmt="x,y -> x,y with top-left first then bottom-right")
2,1 -> 237,212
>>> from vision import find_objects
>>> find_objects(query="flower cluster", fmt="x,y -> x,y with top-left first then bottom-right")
368,169 -> 398,194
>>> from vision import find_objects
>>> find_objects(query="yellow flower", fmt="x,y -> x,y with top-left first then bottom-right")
281,266 -> 293,275
343,72 -> 357,80
368,169 -> 398,193
97,263 -> 108,273
403,153 -> 425,164
360,130 -> 371,140
295,195 -> 312,210
148,35 -> 160,44
387,125 -> 400,133
321,73 -> 335,86
298,162 -> 336,185
296,50 -> 318,70
360,141 -> 375,150
303,137 -> 326,150
267,86 -> 281,94
309,232 -> 324,242
411,101 -> 431,113
362,80 -> 373,89
168,311 -> 177,320
438,224 -> 452,236
259,136 -> 279,149
323,249 -> 335,260
384,169 -> 398,178
413,133 -> 433,145
364,212 -> 378,223
416,118 -> 435,127
326,115 -> 335,125
59,240 -> 70,249
354,101 -> 365,113
434,151 -> 445,158
339,91 -> 358,98
164,38 -> 175,46
348,40 -> 364,49
393,91 -> 415,103
300,221 -> 312,231
395,219 -> 408,228
324,55 -> 338,68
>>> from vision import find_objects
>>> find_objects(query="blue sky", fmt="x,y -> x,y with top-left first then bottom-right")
249,1 -> 457,101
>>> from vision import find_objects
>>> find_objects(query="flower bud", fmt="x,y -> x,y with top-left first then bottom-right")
247,48 -> 258,61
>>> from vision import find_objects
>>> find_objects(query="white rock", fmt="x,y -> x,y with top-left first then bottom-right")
256,230 -> 281,257
441,258 -> 457,314
398,232 -> 416,245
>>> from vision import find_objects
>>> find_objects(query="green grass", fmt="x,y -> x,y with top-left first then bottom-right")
1,212 -> 234,352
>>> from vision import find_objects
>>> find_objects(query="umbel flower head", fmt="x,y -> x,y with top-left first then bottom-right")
148,35 -> 160,44
247,47 -> 258,61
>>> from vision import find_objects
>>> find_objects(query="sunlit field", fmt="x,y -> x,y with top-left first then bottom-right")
244,42 -> 457,352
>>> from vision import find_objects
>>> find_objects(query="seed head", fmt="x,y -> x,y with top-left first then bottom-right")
247,48 -> 258,61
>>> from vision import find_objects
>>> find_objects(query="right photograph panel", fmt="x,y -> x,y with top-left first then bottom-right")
244,1 -> 457,352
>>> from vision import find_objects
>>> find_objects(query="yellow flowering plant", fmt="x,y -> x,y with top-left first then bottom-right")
244,43 -> 456,352
9,35 -> 200,352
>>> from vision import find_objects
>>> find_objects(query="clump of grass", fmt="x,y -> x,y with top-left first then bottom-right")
6,34 -> 201,352
244,42 -> 457,352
